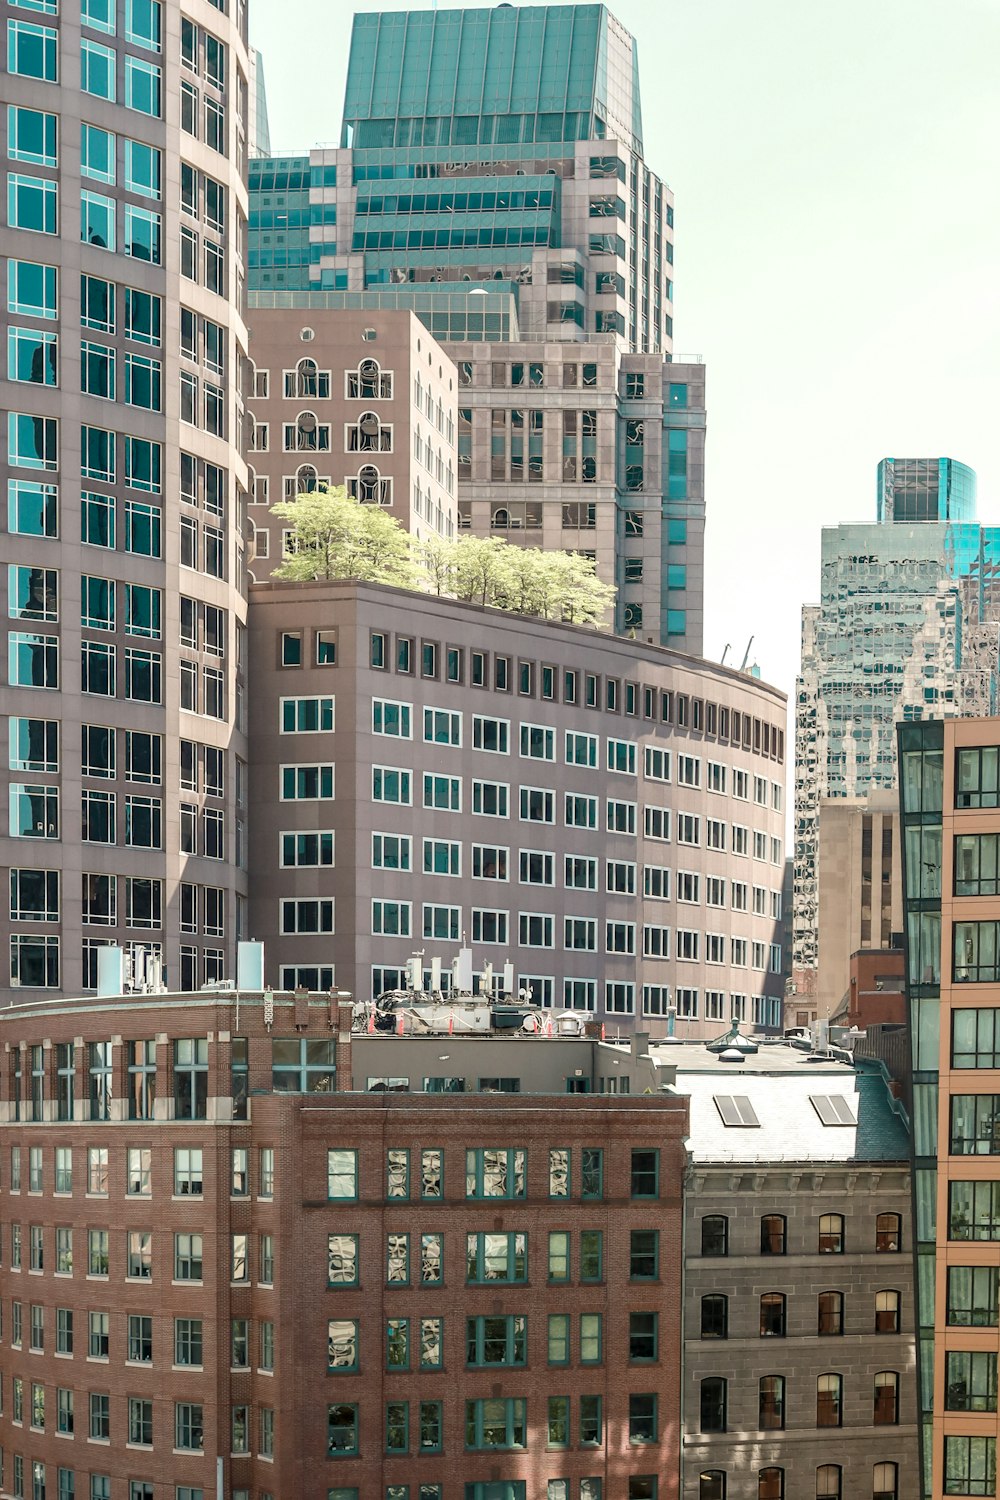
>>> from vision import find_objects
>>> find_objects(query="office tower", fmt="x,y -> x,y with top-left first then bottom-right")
1,0 -> 252,1003
682,1045 -> 916,1500
249,578 -> 788,1038
792,458 -> 999,1001
897,717 -> 1000,1500
247,4 -> 704,652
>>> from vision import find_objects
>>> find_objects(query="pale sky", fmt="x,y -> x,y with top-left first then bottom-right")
250,0 -> 1000,706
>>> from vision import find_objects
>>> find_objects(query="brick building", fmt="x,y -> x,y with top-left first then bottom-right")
0,986 -> 688,1500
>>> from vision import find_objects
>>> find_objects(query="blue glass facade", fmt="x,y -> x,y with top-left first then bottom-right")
793,460 -> 1000,974
877,456 -> 978,524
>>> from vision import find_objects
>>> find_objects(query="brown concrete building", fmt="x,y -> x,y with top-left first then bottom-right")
813,794 -> 904,1023
247,578 -> 788,1038
245,306 -> 459,568
0,986 -> 688,1500
1,0 -> 253,1004
679,1044 -> 918,1500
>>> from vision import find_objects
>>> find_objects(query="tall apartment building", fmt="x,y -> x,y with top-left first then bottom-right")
793,457 -> 999,992
0,986 -> 689,1500
899,716 -> 1000,1499
246,3 -> 704,652
0,0 -> 253,1005
681,1046 -> 917,1500
248,579 -> 787,1037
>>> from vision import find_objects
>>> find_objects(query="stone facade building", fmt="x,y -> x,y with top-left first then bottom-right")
681,1046 -> 917,1500
247,579 -> 787,1037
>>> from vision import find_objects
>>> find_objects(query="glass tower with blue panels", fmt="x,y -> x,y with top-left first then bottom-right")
793,460 -> 1000,976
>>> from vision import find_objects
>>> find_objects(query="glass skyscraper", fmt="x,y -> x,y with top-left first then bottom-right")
793,459 -> 1000,978
247,4 -> 704,651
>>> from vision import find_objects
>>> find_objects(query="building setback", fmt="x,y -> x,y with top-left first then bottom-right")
247,579 -> 787,1037
0,988 -> 688,1500
0,0 -> 252,1005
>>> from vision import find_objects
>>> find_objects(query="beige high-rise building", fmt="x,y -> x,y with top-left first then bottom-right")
814,793 -> 904,1020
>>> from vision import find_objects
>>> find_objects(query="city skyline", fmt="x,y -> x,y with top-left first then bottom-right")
249,0 -> 1000,704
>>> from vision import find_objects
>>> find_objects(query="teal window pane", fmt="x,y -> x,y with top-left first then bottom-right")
667,609 -> 686,637
81,191 -> 115,251
8,260 -> 57,320
81,0 -> 115,33
81,491 -> 115,548
668,565 -> 687,590
667,518 -> 688,544
125,0 -> 161,50
668,383 -> 688,408
124,205 -> 161,263
8,327 -> 57,386
81,125 -> 116,184
8,413 -> 57,470
9,480 -> 57,537
125,56 -> 162,118
7,106 -> 57,167
8,19 -> 57,81
124,140 -> 161,199
8,174 -> 57,234
81,38 -> 116,100
124,288 -> 161,346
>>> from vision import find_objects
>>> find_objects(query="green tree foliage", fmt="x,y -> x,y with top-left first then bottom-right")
271,485 -> 616,626
270,486 -> 419,588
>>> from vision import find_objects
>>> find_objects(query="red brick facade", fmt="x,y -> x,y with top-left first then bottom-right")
0,992 -> 687,1500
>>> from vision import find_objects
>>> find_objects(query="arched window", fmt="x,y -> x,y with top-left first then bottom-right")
295,464 -> 318,495
491,507 -> 510,530
347,357 -> 392,399
298,357 -> 319,396
816,1373 -> 843,1427
818,1290 -> 844,1336
761,1214 -> 787,1254
701,1215 -> 728,1257
701,1294 -> 728,1340
348,410 -> 392,453
760,1293 -> 786,1337
349,465 -> 391,506
699,1474 -> 726,1500
758,1375 -> 785,1430
875,1289 -> 901,1333
876,1212 -> 901,1252
758,1469 -> 784,1500
292,411 -> 327,452
873,1370 -> 899,1425
816,1465 -> 842,1499
818,1213 -> 845,1253
873,1462 -> 898,1500
700,1377 -> 727,1433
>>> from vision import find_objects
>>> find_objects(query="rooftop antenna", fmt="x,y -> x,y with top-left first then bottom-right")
739,636 -> 755,671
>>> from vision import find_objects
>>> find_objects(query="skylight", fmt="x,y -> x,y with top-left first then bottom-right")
713,1094 -> 760,1128
810,1094 -> 857,1126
